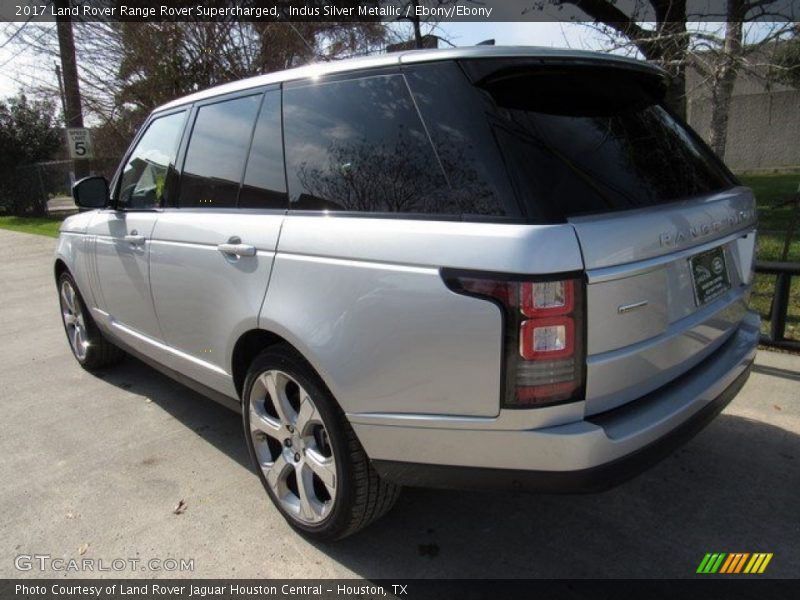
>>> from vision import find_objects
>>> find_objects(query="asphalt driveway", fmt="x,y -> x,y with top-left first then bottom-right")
0,228 -> 798,578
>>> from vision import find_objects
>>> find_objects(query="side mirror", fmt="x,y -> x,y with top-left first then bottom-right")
72,176 -> 109,209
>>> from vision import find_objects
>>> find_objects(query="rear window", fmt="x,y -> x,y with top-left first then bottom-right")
474,65 -> 735,222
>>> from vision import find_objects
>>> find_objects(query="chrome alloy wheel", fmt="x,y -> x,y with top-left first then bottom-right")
60,279 -> 88,361
248,370 -> 337,524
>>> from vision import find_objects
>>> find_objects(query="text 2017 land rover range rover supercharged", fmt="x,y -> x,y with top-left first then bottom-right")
55,47 -> 758,540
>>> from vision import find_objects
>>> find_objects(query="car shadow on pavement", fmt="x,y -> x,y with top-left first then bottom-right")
95,355 -> 251,469
752,363 -> 800,382
96,356 -> 799,579
317,415 -> 800,579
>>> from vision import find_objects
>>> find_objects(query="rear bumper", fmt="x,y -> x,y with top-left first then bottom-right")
357,311 -> 759,491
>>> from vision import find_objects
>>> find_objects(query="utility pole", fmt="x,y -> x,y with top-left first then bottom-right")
55,0 -> 88,180
54,63 -> 67,121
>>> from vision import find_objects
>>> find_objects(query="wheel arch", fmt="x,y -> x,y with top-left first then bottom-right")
230,328 -> 343,410
54,258 -> 70,281
231,329 -> 291,399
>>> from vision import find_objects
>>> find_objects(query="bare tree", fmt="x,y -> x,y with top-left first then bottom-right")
534,1 -> 795,159
8,20 -> 388,158
770,22 -> 800,87
687,18 -> 794,157
537,0 -> 692,117
392,1 -> 464,49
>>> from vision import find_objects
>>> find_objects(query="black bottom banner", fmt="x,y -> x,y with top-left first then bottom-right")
2,579 -> 799,600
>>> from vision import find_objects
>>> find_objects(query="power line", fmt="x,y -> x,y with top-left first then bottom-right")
0,17 -> 33,50
286,22 -> 329,62
0,24 -> 52,69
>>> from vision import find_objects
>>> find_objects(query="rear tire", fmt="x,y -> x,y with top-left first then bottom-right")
242,343 -> 400,541
58,271 -> 124,370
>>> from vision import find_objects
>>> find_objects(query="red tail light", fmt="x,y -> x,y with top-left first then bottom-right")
444,271 -> 585,408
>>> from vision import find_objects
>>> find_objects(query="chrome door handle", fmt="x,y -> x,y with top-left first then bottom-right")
217,242 -> 256,257
124,234 -> 145,245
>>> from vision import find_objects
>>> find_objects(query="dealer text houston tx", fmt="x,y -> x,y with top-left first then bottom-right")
16,584 -> 390,597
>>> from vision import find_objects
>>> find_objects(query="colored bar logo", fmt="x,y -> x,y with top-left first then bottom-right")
696,553 -> 773,574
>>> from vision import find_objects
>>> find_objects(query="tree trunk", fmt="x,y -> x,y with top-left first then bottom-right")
660,53 -> 688,120
410,0 -> 423,48
557,1 -> 690,120
708,5 -> 745,159
657,20 -> 689,120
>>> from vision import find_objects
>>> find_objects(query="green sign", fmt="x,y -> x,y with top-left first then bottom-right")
689,246 -> 731,306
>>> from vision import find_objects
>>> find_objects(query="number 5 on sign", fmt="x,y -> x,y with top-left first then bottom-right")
66,128 -> 94,160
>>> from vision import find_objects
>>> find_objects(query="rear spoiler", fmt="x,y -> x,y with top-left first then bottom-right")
459,57 -> 668,102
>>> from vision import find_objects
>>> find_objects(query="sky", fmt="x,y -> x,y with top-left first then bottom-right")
0,22 -> 606,101
0,21 -> 57,100
0,20 -> 781,104
424,21 -> 606,50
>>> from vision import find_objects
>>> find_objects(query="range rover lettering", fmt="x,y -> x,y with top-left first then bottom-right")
55,47 -> 759,540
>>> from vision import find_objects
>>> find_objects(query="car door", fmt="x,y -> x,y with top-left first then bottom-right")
149,88 -> 286,398
87,109 -> 187,353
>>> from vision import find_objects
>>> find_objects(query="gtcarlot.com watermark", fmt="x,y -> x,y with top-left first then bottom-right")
15,554 -> 194,573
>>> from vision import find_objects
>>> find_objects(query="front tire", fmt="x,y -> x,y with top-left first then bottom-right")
242,344 -> 400,541
58,271 -> 124,370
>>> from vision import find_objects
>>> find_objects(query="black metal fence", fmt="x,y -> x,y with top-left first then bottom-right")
755,260 -> 800,351
2,158 -> 119,216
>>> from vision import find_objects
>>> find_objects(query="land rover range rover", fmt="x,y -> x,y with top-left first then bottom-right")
55,46 -> 758,540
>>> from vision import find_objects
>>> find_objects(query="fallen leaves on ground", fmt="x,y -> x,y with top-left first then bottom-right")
173,499 -> 187,515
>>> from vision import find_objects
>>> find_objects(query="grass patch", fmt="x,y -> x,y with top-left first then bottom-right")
739,172 -> 800,233
757,231 -> 800,263
738,173 -> 800,341
0,216 -> 62,238
750,272 -> 800,340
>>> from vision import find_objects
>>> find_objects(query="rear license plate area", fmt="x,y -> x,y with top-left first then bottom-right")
689,246 -> 731,306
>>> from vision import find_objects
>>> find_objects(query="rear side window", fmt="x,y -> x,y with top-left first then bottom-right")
405,63 -> 519,218
284,73 -> 512,218
239,90 -> 287,209
477,66 -> 734,222
179,94 -> 261,208
118,110 -> 186,209
283,74 -> 448,214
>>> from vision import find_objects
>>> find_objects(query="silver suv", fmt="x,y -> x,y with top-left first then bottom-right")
55,47 -> 758,540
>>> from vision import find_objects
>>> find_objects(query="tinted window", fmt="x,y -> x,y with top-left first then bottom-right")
239,91 -> 287,209
284,74 -> 454,215
118,111 -> 186,209
478,66 -> 734,222
405,63 -> 518,218
179,95 -> 261,208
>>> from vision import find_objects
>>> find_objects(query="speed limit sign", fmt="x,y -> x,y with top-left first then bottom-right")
66,128 -> 94,160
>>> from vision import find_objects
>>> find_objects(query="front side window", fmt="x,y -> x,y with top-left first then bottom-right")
283,74 -> 451,215
178,94 -> 261,208
117,110 -> 186,209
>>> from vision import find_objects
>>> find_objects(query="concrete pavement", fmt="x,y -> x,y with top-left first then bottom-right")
0,228 -> 798,579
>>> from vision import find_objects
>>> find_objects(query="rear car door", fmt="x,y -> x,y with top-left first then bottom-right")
87,109 -> 187,350
262,69 -> 559,418
149,88 -> 286,398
